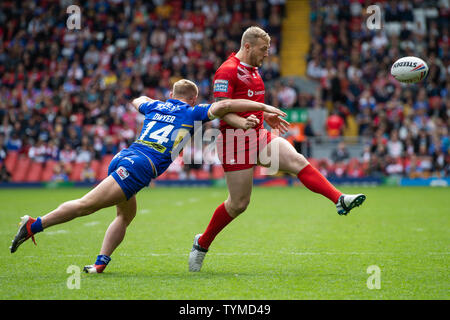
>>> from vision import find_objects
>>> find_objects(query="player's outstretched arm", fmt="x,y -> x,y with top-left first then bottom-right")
209,99 -> 286,119
221,114 -> 261,130
131,96 -> 155,111
213,97 -> 254,129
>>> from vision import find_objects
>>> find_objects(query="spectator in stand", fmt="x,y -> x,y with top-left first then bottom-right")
6,133 -> 22,152
0,163 -> 11,182
307,100 -> 328,138
331,141 -> 350,163
385,156 -> 404,177
59,143 -> 77,164
326,111 -> 345,138
51,163 -> 69,182
387,130 -> 404,158
277,82 -> 298,108
307,56 -> 325,81
0,134 -> 6,164
28,139 -> 47,163
81,160 -> 96,183
76,137 -> 94,163
45,140 -> 60,161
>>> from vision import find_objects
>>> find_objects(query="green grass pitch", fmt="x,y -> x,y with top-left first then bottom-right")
0,186 -> 448,299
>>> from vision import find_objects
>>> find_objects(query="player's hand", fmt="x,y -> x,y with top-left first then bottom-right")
264,112 -> 290,134
244,114 -> 260,129
131,96 -> 154,110
263,105 -> 287,118
139,96 -> 153,102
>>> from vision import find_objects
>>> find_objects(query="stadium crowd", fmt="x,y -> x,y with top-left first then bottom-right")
0,0 -> 448,183
304,0 -> 449,179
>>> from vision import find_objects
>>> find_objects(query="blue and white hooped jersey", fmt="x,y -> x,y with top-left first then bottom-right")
129,99 -> 212,176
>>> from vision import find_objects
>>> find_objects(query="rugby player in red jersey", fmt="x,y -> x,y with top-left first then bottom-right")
189,27 -> 366,272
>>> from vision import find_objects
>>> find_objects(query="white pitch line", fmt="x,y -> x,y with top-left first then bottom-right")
18,251 -> 450,259
43,230 -> 68,235
83,221 -> 99,227
115,251 -> 450,257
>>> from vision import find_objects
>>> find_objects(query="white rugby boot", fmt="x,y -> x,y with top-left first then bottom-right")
336,194 -> 366,215
189,234 -> 208,272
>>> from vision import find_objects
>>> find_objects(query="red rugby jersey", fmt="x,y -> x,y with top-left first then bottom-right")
213,53 -> 265,131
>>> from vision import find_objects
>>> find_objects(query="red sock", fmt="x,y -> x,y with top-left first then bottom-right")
198,202 -> 233,250
297,164 -> 342,204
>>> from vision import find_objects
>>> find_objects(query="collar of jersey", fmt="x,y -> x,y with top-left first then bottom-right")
167,98 -> 189,106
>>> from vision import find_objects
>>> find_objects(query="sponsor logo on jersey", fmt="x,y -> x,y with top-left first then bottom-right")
214,79 -> 229,92
247,89 -> 265,97
154,102 -> 181,112
116,166 -> 130,180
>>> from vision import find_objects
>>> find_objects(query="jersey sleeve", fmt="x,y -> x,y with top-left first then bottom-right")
213,65 -> 235,99
138,100 -> 160,115
191,103 -> 213,123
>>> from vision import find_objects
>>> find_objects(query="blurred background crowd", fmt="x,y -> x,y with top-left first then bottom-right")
0,0 -> 448,183
304,0 -> 449,179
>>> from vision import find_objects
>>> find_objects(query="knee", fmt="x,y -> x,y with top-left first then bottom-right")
227,198 -> 250,217
296,153 -> 309,167
120,210 -> 136,226
290,152 -> 309,172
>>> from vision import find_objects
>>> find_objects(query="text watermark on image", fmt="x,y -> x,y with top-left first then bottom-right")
168,122 -> 281,174
66,5 -> 81,30
67,265 -> 81,289
366,5 -> 381,30
366,265 -> 381,289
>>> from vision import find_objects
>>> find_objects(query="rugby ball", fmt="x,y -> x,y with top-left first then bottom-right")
390,56 -> 428,83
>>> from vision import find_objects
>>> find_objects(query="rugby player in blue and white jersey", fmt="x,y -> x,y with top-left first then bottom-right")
9,79 -> 286,273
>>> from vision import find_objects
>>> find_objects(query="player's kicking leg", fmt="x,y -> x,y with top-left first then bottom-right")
10,175 -> 126,253
189,167 -> 254,272
260,137 -> 366,215
84,195 -> 137,273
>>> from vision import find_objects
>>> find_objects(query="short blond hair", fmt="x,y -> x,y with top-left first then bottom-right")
241,26 -> 270,48
172,79 -> 199,100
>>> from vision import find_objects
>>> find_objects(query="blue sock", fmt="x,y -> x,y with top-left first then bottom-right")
30,217 -> 43,234
95,255 -> 111,266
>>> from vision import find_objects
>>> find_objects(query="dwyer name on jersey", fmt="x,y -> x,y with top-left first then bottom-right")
213,53 -> 265,131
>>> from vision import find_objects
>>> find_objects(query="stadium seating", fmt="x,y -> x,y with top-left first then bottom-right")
11,157 -> 31,182
41,160 -> 57,182
26,162 -> 44,182
4,151 -> 18,174
212,166 -> 224,180
254,166 -> 265,179
90,160 -> 101,180
96,155 -> 115,181
194,169 -> 210,180
0,0 -> 447,183
69,162 -> 86,182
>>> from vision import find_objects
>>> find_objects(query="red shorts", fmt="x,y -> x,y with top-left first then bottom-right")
216,128 -> 274,172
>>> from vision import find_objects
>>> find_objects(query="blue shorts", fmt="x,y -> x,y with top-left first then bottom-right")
108,148 -> 156,200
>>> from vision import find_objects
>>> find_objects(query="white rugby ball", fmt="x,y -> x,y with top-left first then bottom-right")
390,56 -> 428,83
